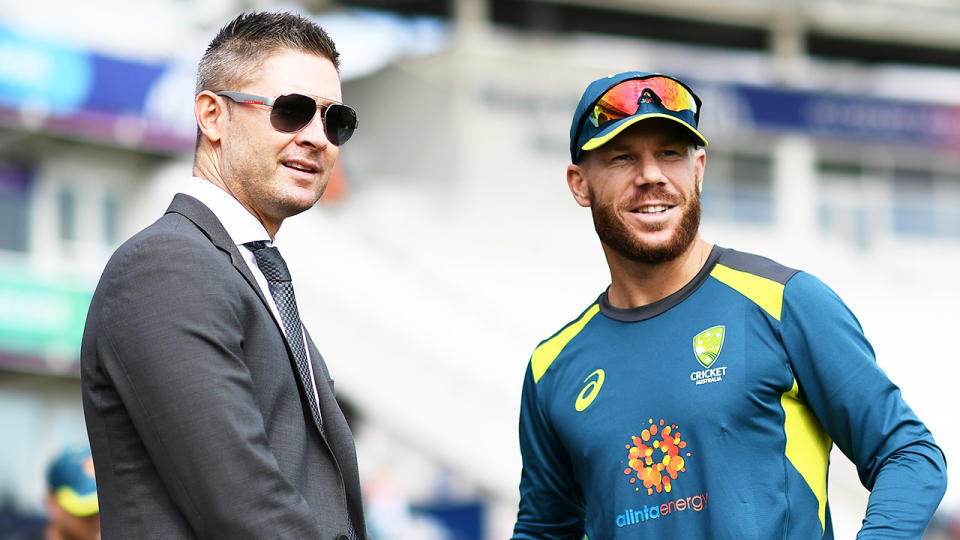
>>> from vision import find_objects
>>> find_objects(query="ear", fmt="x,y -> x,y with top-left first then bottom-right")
693,147 -> 706,194
567,163 -> 592,207
195,91 -> 226,145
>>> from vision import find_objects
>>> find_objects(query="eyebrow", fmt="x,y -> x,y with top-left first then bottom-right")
602,136 -> 689,153
658,133 -> 693,147
601,142 -> 632,153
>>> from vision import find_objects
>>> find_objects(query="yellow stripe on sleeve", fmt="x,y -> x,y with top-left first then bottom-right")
710,263 -> 786,321
781,380 -> 832,534
531,304 -> 601,383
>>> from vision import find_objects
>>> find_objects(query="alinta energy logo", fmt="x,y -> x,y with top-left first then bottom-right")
622,418 -> 690,495
616,418 -> 708,530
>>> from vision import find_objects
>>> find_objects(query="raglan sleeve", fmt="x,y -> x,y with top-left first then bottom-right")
512,360 -> 586,540
779,272 -> 947,538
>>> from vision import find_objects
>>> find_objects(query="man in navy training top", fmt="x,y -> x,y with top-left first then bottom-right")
511,71 -> 947,539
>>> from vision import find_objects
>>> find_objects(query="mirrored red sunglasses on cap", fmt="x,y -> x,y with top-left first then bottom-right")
588,75 -> 700,128
216,91 -> 358,146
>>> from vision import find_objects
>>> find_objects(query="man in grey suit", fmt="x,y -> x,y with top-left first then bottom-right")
80,11 -> 364,539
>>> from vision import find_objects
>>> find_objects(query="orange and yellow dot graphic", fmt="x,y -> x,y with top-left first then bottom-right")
623,418 -> 691,495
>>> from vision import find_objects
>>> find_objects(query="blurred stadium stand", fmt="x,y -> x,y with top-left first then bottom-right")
1,1 -> 958,538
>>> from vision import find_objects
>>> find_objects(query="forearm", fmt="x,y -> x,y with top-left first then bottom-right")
513,365 -> 586,540
857,442 -> 947,538
512,520 -> 584,540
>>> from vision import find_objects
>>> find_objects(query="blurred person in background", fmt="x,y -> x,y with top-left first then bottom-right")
8,446 -> 101,540
512,71 -> 947,539
43,447 -> 99,540
80,10 -> 365,539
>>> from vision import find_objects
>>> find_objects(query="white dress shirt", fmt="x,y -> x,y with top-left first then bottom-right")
179,177 -> 322,414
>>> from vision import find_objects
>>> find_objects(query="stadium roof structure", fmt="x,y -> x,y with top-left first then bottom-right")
335,0 -> 960,69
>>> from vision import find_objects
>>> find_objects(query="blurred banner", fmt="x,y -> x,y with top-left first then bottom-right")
0,261 -> 92,374
0,24 -> 196,154
0,10 -> 451,157
5,14 -> 960,158
693,79 -> 960,148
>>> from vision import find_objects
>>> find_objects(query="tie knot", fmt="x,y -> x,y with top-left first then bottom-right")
245,241 -> 291,282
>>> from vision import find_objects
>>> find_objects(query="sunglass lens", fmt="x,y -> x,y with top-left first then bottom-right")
271,94 -> 317,133
323,104 -> 358,146
592,77 -> 697,129
645,78 -> 696,112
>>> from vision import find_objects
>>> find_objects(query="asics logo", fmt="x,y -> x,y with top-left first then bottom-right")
575,368 -> 605,412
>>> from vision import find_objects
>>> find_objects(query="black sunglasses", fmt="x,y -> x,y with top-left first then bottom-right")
215,90 -> 358,146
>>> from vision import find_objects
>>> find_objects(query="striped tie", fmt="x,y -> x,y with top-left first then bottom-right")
244,241 -> 322,432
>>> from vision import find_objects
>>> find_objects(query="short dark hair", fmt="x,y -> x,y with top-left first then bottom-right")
196,10 -> 340,96
194,11 -> 340,149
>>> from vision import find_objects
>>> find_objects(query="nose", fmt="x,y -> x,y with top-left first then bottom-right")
293,110 -> 331,149
636,157 -> 667,187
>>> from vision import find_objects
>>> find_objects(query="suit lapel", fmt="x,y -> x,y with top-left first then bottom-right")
165,194 -> 271,310
304,329 -> 365,536
303,330 -> 336,421
164,194 -> 326,438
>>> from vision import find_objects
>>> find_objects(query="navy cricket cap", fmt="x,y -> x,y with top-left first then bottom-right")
569,71 -> 708,163
47,446 -> 98,517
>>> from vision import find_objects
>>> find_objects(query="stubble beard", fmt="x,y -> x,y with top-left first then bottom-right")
224,124 -> 334,223
272,169 -> 330,216
243,160 -> 333,222
268,149 -> 334,218
590,187 -> 701,265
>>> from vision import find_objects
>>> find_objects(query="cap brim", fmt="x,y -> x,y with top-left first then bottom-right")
54,486 -> 99,517
581,113 -> 708,152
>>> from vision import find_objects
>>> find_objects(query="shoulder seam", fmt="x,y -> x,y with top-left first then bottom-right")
530,303 -> 600,383
715,248 -> 799,285
710,264 -> 787,321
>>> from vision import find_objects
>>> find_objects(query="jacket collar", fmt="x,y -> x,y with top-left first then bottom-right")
164,193 -> 270,309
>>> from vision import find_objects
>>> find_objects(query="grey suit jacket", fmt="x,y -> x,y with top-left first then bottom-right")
81,194 -> 367,540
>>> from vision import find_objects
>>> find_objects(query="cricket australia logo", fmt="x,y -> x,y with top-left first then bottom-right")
694,326 -> 724,367
690,325 -> 727,385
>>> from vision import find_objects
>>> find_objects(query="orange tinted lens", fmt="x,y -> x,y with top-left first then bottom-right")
643,77 -> 697,112
589,77 -> 697,127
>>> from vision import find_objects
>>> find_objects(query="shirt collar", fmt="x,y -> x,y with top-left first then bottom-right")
179,177 -> 274,247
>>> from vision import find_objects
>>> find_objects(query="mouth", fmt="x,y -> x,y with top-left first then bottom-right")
282,159 -> 319,174
630,203 -> 675,215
